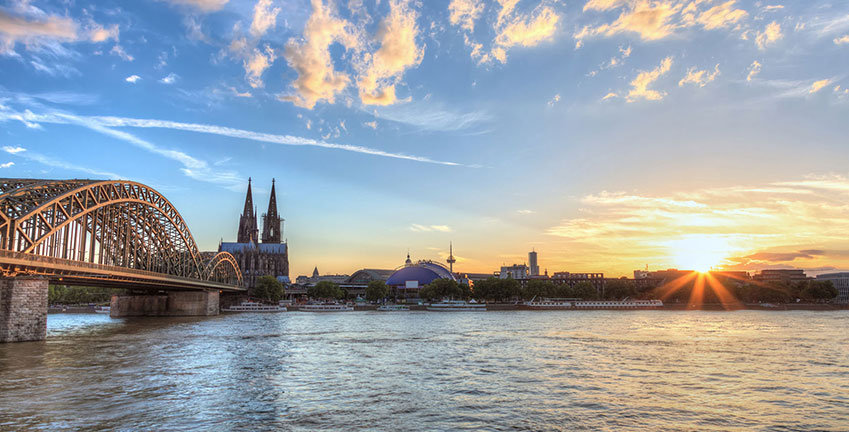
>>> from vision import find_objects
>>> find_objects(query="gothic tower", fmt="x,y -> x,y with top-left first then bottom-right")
237,178 -> 259,243
261,179 -> 282,243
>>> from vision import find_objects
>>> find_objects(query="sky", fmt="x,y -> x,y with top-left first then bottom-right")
1,0 -> 849,278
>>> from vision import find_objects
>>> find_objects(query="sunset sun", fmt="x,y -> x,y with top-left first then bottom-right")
668,236 -> 730,273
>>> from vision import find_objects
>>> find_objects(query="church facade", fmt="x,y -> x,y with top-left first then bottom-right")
219,178 -> 290,290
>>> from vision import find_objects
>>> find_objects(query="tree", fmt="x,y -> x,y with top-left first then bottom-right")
309,281 -> 343,300
420,278 -> 463,301
604,279 -> 636,300
365,280 -> 389,302
522,279 -> 555,300
573,281 -> 598,300
800,280 -> 838,302
253,275 -> 286,302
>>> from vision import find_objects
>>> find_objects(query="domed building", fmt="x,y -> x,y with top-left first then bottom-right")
385,253 -> 456,299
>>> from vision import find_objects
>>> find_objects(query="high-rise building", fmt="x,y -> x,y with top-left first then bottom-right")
529,250 -> 539,276
220,179 -> 290,290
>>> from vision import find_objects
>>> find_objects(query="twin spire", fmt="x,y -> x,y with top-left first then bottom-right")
237,178 -> 282,244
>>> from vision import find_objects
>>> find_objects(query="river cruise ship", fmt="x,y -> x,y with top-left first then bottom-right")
377,304 -> 410,311
524,297 -> 573,309
572,299 -> 663,309
525,298 -> 663,310
427,300 -> 486,312
222,301 -> 287,312
298,303 -> 355,312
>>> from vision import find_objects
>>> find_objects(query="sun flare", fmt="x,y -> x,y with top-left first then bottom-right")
667,236 -> 731,273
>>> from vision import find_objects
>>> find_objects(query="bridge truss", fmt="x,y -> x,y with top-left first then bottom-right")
0,179 -> 243,291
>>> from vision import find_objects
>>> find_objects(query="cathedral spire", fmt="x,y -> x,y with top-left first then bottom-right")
262,178 -> 281,243
237,178 -> 258,243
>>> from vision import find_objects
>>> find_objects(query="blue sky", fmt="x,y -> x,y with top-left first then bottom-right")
2,0 -> 849,277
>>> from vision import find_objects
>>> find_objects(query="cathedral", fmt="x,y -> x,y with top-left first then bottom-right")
219,178 -> 289,290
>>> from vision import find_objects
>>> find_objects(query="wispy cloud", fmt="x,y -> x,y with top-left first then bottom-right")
3,146 -> 120,178
125,75 -> 141,83
367,100 -> 490,132
410,224 -> 453,232
0,161 -> 14,168
0,100 -> 464,167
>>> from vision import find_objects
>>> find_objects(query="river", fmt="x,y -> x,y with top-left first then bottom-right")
1,311 -> 848,431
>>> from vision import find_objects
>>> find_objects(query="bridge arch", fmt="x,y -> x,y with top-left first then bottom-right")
0,179 -> 235,284
202,251 -> 244,286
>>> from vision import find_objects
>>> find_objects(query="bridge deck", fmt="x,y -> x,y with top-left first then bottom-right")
0,250 -> 243,291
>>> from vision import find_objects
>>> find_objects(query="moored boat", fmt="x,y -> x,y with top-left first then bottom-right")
222,301 -> 287,312
298,303 -> 355,312
377,304 -> 410,311
524,297 -> 573,309
426,299 -> 486,311
572,299 -> 663,309
94,306 -> 111,314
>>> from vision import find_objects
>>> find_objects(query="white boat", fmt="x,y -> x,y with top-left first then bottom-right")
524,297 -> 663,310
94,306 -> 111,314
298,303 -> 354,312
524,297 -> 573,309
572,299 -> 663,309
222,301 -> 287,312
426,299 -> 486,311
377,304 -> 410,311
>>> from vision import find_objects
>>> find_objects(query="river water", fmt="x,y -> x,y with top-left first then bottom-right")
1,311 -> 848,431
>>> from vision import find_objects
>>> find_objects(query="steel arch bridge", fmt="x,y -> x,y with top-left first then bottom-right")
0,178 -> 244,291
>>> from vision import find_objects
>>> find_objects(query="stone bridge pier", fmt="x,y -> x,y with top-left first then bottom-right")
110,291 -> 219,318
0,277 -> 49,343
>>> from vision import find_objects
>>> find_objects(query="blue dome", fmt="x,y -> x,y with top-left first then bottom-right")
386,262 -> 455,287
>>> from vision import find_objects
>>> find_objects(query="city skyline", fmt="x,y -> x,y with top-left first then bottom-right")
2,0 -> 849,278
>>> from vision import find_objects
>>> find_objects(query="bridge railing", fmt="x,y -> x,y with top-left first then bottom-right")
0,249 -> 242,290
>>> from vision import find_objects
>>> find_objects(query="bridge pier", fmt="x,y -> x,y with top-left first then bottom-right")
0,277 -> 49,343
110,290 -> 219,317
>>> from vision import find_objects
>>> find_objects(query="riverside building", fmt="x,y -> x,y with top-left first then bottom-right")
815,273 -> 849,304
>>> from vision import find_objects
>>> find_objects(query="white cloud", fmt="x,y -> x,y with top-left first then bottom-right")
88,23 -> 119,43
250,0 -> 280,38
755,21 -> 782,50
125,75 -> 141,83
835,35 -> 849,45
547,93 -> 561,107
243,45 -> 275,88
576,0 -> 748,48
363,120 -> 377,129
3,146 -> 26,154
491,6 -> 559,63
0,8 -> 118,57
0,161 -> 13,168
810,79 -> 832,93
281,0 -> 359,109
448,0 -> 484,32
159,73 -> 178,84
746,60 -> 761,82
357,0 -> 424,105
678,64 -> 720,87
627,56 -> 673,102
517,209 -> 535,215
